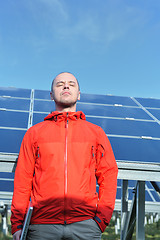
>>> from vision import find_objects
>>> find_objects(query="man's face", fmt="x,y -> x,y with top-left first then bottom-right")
50,73 -> 80,110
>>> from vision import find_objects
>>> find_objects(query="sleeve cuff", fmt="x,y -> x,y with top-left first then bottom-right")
12,224 -> 23,235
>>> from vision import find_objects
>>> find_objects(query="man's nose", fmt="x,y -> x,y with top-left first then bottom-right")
64,82 -> 69,89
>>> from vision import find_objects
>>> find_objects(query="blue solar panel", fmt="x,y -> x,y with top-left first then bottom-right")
0,97 -> 30,111
146,182 -> 153,188
80,94 -> 138,106
0,87 -> 31,98
33,113 -> 47,125
0,180 -> 13,192
146,109 -> 160,121
116,188 -> 121,199
86,117 -> 160,138
0,129 -> 26,153
0,173 -> 14,195
0,172 -> 14,178
145,191 -> 153,201
151,191 -> 160,202
135,97 -> 160,108
34,90 -> 51,100
156,182 -> 160,189
0,111 -> 29,128
116,180 -> 160,202
77,104 -> 152,120
34,100 -> 55,112
109,137 -> 160,163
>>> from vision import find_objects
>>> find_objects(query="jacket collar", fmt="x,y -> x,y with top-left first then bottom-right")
44,111 -> 86,122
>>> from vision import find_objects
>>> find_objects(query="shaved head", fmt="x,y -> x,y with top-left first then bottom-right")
51,72 -> 80,92
50,72 -> 80,112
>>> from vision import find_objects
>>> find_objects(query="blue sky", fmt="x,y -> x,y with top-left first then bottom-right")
0,0 -> 160,98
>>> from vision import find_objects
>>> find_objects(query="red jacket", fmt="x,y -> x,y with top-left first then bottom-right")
11,111 -> 118,234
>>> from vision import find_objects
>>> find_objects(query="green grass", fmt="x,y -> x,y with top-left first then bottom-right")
101,218 -> 160,240
102,218 -> 120,240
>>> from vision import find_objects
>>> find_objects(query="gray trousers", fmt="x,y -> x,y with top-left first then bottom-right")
27,219 -> 102,240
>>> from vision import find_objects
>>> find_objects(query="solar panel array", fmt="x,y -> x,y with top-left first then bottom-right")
0,87 -> 160,207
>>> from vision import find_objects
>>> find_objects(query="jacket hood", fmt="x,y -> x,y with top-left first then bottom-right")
44,111 -> 86,122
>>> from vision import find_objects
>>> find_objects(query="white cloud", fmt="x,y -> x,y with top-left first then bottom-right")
25,0 -> 68,28
24,0 -> 154,50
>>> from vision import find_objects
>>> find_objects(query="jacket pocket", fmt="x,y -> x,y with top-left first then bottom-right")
36,143 -> 55,171
88,145 -> 97,196
96,144 -> 105,168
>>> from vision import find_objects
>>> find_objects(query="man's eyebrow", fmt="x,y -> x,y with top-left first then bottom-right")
69,80 -> 76,84
56,80 -> 76,84
56,80 -> 64,84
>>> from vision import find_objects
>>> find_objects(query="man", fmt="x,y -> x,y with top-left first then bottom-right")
11,72 -> 118,240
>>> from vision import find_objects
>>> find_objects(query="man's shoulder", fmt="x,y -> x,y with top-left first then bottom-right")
83,119 -> 103,133
26,121 -> 47,134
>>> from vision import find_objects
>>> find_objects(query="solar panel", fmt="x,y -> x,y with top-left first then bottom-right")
33,113 -> 47,125
151,191 -> 160,202
116,180 -> 160,205
77,103 -> 153,120
80,93 -> 138,106
0,87 -> 31,98
86,117 -> 160,138
0,97 -> 30,111
109,137 -> 160,164
34,89 -> 51,100
135,97 -> 160,108
0,87 -> 160,215
146,109 -> 160,121
0,111 -> 29,128
0,180 -> 14,192
34,100 -> 55,112
0,129 -> 26,153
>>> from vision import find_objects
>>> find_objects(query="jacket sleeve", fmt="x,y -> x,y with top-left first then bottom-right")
11,129 -> 36,235
94,127 -> 118,232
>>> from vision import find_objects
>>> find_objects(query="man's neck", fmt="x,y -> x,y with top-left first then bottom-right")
55,105 -> 77,112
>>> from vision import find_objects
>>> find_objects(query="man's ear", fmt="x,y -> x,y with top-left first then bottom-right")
50,92 -> 54,100
78,91 -> 80,101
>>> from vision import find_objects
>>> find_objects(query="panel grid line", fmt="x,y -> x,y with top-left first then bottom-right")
27,89 -> 34,129
131,97 -> 160,125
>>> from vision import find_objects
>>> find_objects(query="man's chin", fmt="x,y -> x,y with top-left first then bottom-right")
57,101 -> 77,108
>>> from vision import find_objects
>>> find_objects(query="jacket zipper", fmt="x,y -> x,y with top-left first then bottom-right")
91,146 -> 94,159
64,113 -> 69,224
37,146 -> 40,158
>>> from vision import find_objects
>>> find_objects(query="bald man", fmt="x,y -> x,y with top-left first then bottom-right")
11,72 -> 118,240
